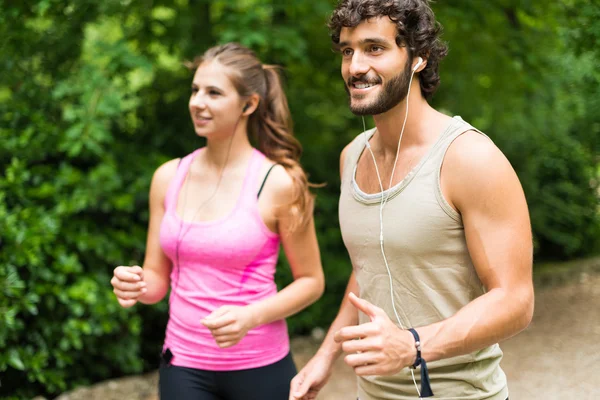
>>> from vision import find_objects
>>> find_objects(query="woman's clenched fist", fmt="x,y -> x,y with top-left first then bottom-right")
111,265 -> 147,308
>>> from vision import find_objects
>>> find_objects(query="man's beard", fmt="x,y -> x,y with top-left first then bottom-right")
345,62 -> 412,116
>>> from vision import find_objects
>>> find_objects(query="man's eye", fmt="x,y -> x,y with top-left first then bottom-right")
342,48 -> 353,57
370,45 -> 383,52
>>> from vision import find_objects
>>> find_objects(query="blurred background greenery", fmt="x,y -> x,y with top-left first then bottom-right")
0,0 -> 598,398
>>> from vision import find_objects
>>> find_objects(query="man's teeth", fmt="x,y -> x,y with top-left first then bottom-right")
354,83 -> 376,89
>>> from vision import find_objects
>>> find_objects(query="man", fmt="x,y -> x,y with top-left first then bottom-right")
290,1 -> 534,399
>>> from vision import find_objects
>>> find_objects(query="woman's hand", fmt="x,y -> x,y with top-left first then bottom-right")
201,305 -> 258,348
111,266 -> 147,308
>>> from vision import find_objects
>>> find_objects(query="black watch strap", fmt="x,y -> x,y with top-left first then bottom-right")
408,328 -> 434,397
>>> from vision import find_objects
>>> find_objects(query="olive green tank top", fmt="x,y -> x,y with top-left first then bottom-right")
339,116 -> 508,400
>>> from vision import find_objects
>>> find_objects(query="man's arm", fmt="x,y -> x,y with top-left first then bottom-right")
312,143 -> 361,360
418,131 -> 534,361
289,143 -> 359,400
290,272 -> 359,399
311,271 -> 360,361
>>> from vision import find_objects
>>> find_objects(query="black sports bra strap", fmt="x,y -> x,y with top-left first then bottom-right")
257,164 -> 278,198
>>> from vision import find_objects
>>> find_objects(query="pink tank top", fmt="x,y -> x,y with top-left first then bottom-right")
159,148 -> 289,371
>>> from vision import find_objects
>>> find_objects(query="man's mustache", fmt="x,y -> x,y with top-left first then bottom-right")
347,75 -> 382,87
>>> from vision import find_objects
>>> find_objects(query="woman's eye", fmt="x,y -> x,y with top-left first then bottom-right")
209,90 -> 221,96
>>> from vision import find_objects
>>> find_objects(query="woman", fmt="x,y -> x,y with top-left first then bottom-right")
110,43 -> 325,400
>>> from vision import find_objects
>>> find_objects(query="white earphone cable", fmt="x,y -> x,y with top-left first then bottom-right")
360,63 -> 422,398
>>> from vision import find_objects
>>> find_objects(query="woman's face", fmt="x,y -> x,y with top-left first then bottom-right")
189,61 -> 246,139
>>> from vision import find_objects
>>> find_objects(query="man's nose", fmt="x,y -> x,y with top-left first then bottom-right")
348,51 -> 369,77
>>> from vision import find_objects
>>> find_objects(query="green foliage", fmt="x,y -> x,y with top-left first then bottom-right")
0,2 -> 157,398
0,0 -> 598,398
434,0 -> 599,258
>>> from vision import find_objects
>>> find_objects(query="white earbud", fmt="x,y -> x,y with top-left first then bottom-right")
413,56 -> 424,72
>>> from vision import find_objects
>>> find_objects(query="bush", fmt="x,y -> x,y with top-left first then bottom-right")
0,4 -> 158,397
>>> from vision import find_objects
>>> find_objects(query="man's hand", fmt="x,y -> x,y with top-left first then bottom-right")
289,353 -> 334,400
201,305 -> 257,348
334,293 -> 415,376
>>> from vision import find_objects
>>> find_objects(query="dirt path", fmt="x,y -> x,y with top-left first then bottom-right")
499,272 -> 600,399
53,273 -> 600,400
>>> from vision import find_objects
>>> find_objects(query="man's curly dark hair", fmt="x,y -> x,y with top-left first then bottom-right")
328,0 -> 448,100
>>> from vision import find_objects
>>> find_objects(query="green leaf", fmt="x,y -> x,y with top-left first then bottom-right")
8,349 -> 25,370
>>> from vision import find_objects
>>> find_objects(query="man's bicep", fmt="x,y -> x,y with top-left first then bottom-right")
463,189 -> 532,292
450,137 -> 533,291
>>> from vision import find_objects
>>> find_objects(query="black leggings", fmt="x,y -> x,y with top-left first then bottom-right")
159,352 -> 297,400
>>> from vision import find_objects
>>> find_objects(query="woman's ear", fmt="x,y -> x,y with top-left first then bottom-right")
242,94 -> 260,116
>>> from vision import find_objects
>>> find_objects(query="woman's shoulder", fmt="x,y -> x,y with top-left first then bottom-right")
153,158 -> 181,185
149,157 -> 186,203
264,162 -> 293,192
254,154 -> 294,202
153,149 -> 199,185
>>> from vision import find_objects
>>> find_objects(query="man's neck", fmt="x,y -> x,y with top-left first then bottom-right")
371,85 -> 438,154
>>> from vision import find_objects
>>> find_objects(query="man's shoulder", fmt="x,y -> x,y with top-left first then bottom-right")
352,127 -> 376,144
448,129 -> 505,169
444,129 -> 520,208
340,127 -> 376,175
343,127 -> 376,155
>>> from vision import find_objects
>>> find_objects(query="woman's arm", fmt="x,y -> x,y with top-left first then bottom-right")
246,165 -> 325,325
112,159 -> 178,307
